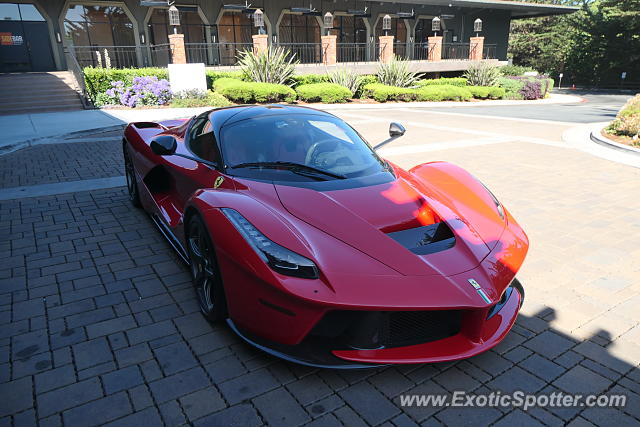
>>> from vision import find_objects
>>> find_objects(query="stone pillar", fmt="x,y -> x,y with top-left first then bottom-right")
378,35 -> 394,63
252,34 -> 269,55
168,34 -> 186,64
469,36 -> 484,61
427,36 -> 442,62
321,35 -> 337,65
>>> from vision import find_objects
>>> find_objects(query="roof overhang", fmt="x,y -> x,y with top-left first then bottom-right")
375,0 -> 579,18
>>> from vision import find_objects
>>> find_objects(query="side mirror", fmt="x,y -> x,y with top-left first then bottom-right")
389,122 -> 406,137
151,135 -> 177,156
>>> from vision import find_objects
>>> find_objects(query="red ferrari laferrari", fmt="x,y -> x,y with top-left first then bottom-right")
123,105 -> 528,368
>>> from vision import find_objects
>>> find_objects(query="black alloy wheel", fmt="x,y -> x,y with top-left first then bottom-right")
123,145 -> 141,207
187,216 -> 227,322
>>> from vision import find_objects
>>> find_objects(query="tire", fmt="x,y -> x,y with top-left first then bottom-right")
512,278 -> 525,307
186,215 -> 227,322
123,144 -> 141,208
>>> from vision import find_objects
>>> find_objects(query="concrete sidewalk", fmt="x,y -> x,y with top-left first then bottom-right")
0,93 -> 582,155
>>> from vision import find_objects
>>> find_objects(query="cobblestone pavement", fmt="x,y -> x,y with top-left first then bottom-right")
1,108 -> 640,426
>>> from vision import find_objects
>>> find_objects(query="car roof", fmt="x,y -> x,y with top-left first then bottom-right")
208,104 -> 336,131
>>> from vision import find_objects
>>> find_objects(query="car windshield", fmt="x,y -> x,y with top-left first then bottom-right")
220,114 -> 387,181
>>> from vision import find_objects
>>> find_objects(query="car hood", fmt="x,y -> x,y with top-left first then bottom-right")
274,167 -> 506,277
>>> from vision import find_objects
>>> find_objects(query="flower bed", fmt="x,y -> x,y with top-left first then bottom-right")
497,76 -> 554,100
96,76 -> 172,107
605,94 -> 640,147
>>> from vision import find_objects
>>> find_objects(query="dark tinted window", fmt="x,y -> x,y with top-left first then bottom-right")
188,117 -> 220,164
221,114 -> 388,181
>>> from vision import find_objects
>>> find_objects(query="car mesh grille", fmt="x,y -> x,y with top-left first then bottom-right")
380,310 -> 462,348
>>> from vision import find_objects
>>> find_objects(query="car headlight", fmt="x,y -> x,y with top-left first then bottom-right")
221,208 -> 319,279
474,177 -> 505,221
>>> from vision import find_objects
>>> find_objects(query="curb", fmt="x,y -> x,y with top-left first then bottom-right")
0,124 -> 126,156
590,125 -> 640,157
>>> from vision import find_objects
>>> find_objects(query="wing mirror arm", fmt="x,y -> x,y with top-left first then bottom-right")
373,122 -> 406,151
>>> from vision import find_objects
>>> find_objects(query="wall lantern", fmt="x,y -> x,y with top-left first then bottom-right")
253,8 -> 265,34
431,16 -> 441,34
323,11 -> 333,35
474,18 -> 483,35
382,14 -> 391,36
168,5 -> 180,32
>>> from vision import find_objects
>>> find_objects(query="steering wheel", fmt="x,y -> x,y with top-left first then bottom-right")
304,139 -> 338,167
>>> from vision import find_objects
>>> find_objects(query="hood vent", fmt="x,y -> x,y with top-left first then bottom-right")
386,222 -> 455,256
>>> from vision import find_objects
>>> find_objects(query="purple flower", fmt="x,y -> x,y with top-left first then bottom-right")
101,77 -> 172,108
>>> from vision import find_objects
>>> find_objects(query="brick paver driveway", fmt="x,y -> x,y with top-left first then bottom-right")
1,105 -> 639,426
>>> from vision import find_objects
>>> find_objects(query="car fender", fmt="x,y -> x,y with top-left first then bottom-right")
407,161 -> 507,251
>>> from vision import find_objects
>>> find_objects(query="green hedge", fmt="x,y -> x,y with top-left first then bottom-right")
362,83 -> 473,102
296,83 -> 352,103
415,77 -> 468,87
466,86 -> 506,100
291,74 -> 329,87
213,78 -> 296,103
83,67 -> 168,101
170,91 -> 231,108
205,70 -> 244,88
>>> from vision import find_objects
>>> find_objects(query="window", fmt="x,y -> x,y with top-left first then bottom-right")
0,3 -> 45,21
188,117 -> 220,164
331,15 -> 367,44
278,13 -> 320,44
148,7 -> 206,45
218,11 -> 255,44
64,5 -> 134,46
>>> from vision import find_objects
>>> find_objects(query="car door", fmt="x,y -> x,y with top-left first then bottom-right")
172,113 -> 234,214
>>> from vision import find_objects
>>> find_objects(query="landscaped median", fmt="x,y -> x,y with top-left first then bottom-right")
592,94 -> 640,154
83,49 -> 556,109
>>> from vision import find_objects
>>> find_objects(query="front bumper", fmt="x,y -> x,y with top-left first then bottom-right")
228,282 -> 522,368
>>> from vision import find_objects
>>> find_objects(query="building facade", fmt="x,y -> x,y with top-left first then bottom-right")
0,0 -> 577,72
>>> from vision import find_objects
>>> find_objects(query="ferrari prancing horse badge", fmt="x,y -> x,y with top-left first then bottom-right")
214,176 -> 224,189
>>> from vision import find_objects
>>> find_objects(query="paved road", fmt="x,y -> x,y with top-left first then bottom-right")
425,90 -> 632,124
1,100 -> 639,426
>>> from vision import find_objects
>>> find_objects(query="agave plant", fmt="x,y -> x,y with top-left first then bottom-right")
328,68 -> 364,96
237,46 -> 299,85
376,56 -> 421,88
463,61 -> 501,86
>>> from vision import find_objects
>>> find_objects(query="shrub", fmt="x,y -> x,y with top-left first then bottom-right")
376,56 -> 421,88
205,70 -> 244,88
296,83 -> 352,103
415,85 -> 473,102
291,74 -> 329,87
356,75 -> 378,98
463,62 -> 501,86
498,76 -> 553,100
466,86 -> 506,100
84,67 -> 168,102
170,90 -> 231,108
362,83 -> 472,102
499,65 -> 536,76
362,83 -> 415,102
415,78 -> 468,87
237,45 -> 298,85
97,76 -> 172,108
214,78 -> 296,103
328,68 -> 363,96
606,94 -> 640,140
497,77 -> 525,100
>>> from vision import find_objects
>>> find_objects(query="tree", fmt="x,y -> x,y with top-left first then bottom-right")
508,0 -> 640,87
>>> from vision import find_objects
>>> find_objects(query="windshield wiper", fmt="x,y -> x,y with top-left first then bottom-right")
230,161 -> 346,179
